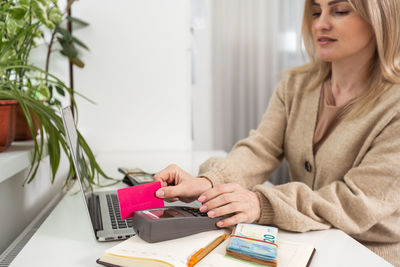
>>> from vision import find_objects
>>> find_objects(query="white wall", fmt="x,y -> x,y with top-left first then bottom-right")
191,0 -> 214,150
72,0 -> 192,153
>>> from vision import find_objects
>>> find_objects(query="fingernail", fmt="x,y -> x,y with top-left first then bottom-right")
217,221 -> 224,227
208,210 -> 215,217
156,190 -> 164,197
200,205 -> 207,212
198,195 -> 206,202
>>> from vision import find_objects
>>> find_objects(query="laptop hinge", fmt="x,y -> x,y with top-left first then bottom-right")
88,195 -> 103,231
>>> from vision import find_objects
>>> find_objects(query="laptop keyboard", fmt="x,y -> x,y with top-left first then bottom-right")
106,194 -> 133,229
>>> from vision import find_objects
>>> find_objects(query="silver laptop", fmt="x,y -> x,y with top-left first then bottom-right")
61,106 -> 135,241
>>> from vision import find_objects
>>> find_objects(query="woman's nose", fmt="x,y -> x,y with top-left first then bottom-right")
314,12 -> 332,31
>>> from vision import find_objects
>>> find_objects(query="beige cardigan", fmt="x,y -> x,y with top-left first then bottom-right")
198,72 -> 400,266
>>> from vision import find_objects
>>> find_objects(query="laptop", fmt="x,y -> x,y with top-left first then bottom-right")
61,106 -> 135,241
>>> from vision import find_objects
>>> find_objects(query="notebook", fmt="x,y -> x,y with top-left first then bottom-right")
61,106 -> 135,241
96,230 -> 315,267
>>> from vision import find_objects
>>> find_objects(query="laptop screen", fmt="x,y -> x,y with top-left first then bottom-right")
61,106 -> 92,204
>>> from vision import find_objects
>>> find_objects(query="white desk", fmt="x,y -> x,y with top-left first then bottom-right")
9,151 -> 393,267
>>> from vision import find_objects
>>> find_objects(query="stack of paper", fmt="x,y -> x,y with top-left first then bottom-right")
226,223 -> 278,266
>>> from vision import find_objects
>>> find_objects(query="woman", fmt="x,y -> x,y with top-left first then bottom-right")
154,0 -> 400,265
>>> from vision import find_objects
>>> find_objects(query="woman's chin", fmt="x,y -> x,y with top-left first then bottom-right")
316,52 -> 338,62
317,55 -> 335,63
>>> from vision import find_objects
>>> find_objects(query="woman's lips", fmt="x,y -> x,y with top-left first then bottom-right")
317,37 -> 337,45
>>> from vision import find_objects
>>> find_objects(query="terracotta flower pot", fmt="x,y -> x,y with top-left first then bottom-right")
0,100 -> 18,152
15,104 -> 40,141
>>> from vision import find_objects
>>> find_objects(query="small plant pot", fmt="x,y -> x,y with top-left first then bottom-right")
0,100 -> 18,152
15,104 -> 40,141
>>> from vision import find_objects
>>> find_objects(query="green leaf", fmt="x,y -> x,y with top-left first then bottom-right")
10,7 -> 27,20
6,19 -> 18,36
37,84 -> 51,100
0,23 -> 39,64
56,26 -> 73,42
57,37 -> 78,58
20,0 -> 30,6
47,123 -> 61,181
32,1 -> 54,29
48,84 -> 53,98
53,98 -> 62,107
31,1 -> 47,22
72,36 -> 89,50
48,7 -> 62,25
60,47 -> 78,59
35,0 -> 49,7
55,84 -> 65,96
66,16 -> 89,26
2,64 -> 97,105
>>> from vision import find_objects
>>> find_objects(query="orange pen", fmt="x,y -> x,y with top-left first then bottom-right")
187,234 -> 227,267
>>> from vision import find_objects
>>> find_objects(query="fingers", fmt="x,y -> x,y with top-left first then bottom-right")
197,183 -> 261,227
154,164 -> 212,202
152,177 -> 168,188
154,164 -> 190,199
154,164 -> 181,185
156,184 -> 184,199
198,183 -> 241,203
212,202 -> 257,228
206,200 -> 241,217
156,184 -> 198,203
216,213 -> 248,228
205,196 -> 249,219
200,192 -> 237,212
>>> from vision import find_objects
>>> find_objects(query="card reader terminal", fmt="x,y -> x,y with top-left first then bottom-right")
132,206 -> 227,243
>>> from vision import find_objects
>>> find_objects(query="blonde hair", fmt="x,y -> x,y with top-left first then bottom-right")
290,0 -> 400,118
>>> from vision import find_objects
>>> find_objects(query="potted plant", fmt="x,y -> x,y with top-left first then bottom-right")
0,99 -> 18,152
0,0 -> 114,186
2,0 -> 88,140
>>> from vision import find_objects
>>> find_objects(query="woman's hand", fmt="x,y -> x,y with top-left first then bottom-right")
154,164 -> 213,203
198,183 -> 261,228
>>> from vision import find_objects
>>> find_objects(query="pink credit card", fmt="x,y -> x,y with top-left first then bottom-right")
117,181 -> 165,220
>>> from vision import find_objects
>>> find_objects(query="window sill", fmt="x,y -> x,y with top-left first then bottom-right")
0,141 -> 37,184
